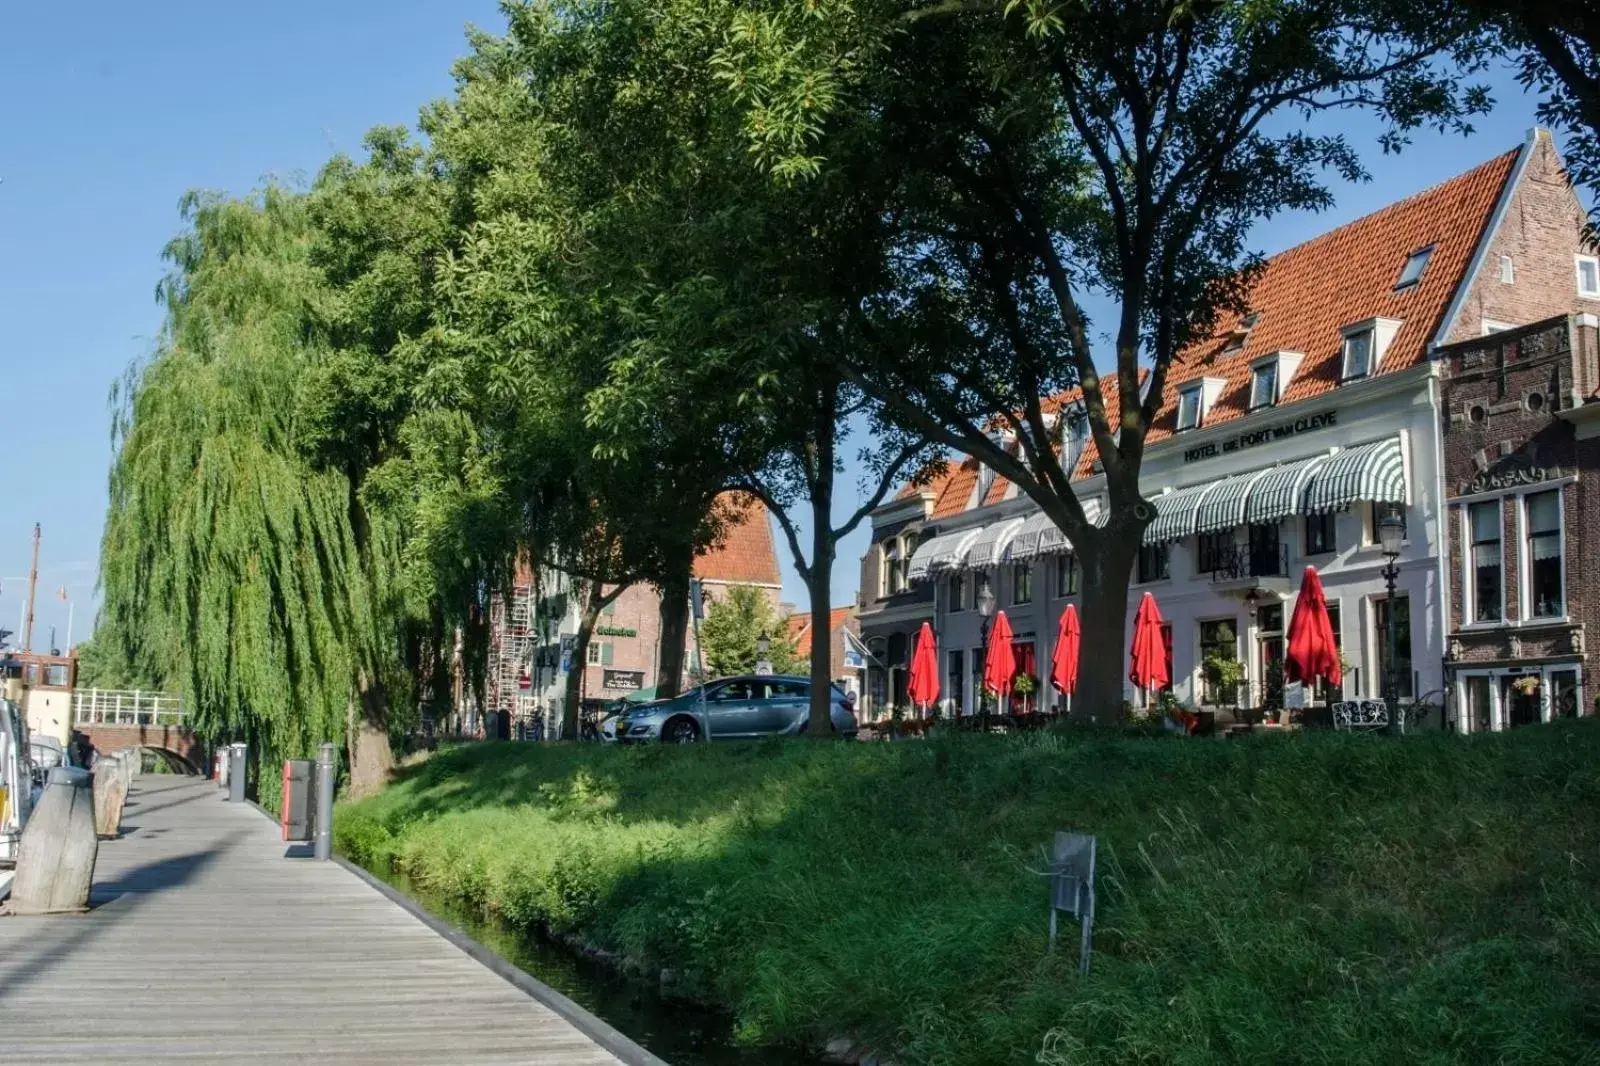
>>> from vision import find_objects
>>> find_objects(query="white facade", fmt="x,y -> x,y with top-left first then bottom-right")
917,364 -> 1448,717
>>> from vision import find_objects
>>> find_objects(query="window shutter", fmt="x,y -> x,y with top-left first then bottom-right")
601,642 -> 614,666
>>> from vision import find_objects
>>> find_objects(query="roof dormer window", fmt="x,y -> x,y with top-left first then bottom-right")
1394,245 -> 1433,290
1176,385 -> 1203,431
1340,318 -> 1402,381
1222,311 -> 1261,353
1249,361 -> 1278,410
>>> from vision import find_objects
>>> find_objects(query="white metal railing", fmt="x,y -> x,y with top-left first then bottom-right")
72,689 -> 185,728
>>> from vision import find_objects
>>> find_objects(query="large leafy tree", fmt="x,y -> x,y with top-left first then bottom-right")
699,585 -> 801,679
98,188 -> 412,796
701,0 -> 1491,719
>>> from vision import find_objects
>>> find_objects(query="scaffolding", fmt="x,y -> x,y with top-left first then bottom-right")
487,580 -> 550,739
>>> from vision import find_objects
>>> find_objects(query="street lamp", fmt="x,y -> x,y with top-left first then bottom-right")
756,631 -> 770,657
976,577 -> 997,721
1378,511 -> 1404,731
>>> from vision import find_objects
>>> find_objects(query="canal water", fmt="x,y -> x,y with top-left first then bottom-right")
377,868 -> 825,1066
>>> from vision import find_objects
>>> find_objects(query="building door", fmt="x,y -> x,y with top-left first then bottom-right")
1256,602 -> 1285,709
1463,674 -> 1494,733
1502,676 -> 1541,728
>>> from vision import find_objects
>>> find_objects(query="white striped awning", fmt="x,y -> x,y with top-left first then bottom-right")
907,527 -> 982,583
963,517 -> 1027,570
1143,483 -> 1219,545
1303,437 -> 1408,514
1005,498 -> 1105,561
1245,453 -> 1330,525
1194,469 -> 1271,535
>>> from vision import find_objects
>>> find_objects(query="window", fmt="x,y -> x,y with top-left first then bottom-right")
1499,255 -> 1514,284
1249,361 -> 1279,409
1197,531 -> 1233,574
1364,501 -> 1407,545
1137,542 -> 1170,583
1198,620 -> 1239,704
1304,512 -> 1336,555
1055,554 -> 1079,597
1248,523 -> 1282,577
1394,246 -> 1433,290
1176,386 -> 1203,431
587,641 -> 604,665
1373,595 -> 1414,699
1578,255 -> 1600,299
44,664 -> 70,687
1012,563 -> 1033,605
947,572 -> 968,612
1342,329 -> 1374,379
1552,669 -> 1580,719
766,680 -> 808,699
948,651 -> 966,715
711,680 -> 759,702
1468,500 -> 1502,623
883,540 -> 904,596
1526,489 -> 1564,618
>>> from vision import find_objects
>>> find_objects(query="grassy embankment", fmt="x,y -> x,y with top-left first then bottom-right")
337,724 -> 1600,1065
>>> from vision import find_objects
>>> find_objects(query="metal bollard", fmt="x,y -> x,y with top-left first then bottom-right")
227,743 -> 247,803
314,743 -> 334,861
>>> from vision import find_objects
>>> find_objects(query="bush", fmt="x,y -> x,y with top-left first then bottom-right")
337,722 -> 1600,1064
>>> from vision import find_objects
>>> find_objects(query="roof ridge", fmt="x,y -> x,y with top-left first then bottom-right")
1241,145 -> 1521,270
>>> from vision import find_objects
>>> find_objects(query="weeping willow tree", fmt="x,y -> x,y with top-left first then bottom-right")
98,186 -> 411,798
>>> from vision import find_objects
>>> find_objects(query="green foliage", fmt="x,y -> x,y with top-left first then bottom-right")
97,187 -> 413,778
697,585 -> 800,678
340,722 -> 1600,1064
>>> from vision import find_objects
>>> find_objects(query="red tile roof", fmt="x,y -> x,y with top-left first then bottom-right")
1147,147 -> 1519,443
696,493 -> 782,586
786,605 -> 856,658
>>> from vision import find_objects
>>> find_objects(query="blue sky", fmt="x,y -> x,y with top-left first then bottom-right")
0,3 -> 1557,645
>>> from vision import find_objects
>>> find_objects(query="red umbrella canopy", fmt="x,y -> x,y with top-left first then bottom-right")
1285,567 -> 1342,688
983,610 -> 1017,696
1129,592 -> 1170,690
1051,604 -> 1081,695
907,622 -> 941,707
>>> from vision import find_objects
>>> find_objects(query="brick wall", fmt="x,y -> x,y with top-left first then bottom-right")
1444,133 -> 1595,343
1438,316 -> 1595,670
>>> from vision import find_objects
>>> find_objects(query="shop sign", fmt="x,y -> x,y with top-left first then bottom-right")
1183,410 -> 1338,463
596,626 -> 638,638
603,669 -> 645,691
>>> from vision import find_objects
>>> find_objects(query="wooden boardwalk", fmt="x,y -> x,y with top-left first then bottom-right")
0,776 -> 639,1064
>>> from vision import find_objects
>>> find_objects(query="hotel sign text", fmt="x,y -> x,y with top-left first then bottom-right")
1182,410 -> 1338,464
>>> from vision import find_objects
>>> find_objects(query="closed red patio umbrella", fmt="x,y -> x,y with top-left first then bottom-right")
907,621 -> 941,716
1051,604 -> 1080,715
983,610 -> 1016,710
1129,592 -> 1169,699
1286,566 -> 1341,692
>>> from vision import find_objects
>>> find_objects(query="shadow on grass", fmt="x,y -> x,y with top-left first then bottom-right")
342,721 -> 1600,1064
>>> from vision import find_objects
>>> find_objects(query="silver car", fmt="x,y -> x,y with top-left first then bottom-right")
613,675 -> 858,743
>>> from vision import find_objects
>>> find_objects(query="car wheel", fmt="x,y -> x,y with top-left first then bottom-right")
662,717 -> 699,744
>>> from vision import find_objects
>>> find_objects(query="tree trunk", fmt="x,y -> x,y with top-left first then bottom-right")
564,586 -> 603,741
1072,526 -> 1139,726
655,545 -> 692,699
806,480 -> 837,736
347,667 -> 394,799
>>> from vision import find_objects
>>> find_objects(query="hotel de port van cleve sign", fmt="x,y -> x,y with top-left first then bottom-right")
1182,409 -> 1338,464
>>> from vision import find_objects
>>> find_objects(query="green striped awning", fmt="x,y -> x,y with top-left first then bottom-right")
1244,454 -> 1330,524
1303,437 -> 1408,515
907,527 -> 982,582
1006,498 -> 1105,561
964,516 -> 1027,570
1194,469 -> 1271,535
1143,483 -> 1219,545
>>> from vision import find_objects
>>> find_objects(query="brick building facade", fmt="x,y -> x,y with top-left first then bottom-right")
1439,314 -> 1600,728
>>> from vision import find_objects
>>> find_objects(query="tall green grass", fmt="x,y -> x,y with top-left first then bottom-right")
337,724 -> 1600,1064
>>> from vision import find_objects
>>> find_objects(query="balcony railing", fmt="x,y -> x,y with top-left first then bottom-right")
1207,544 -> 1289,583
71,689 -> 186,727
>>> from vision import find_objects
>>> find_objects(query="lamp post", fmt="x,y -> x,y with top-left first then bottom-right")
1378,512 -> 1405,732
977,578 -> 996,721
754,631 -> 772,677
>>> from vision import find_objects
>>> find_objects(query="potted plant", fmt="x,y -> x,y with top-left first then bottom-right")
1013,673 -> 1038,715
1202,654 -> 1246,707
1514,675 -> 1541,696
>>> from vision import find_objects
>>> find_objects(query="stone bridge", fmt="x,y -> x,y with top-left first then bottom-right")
71,689 -> 205,773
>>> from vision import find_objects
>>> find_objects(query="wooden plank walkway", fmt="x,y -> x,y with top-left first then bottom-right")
0,775 -> 634,1064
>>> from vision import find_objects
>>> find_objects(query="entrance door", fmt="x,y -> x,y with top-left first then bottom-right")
1502,677 -> 1541,728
